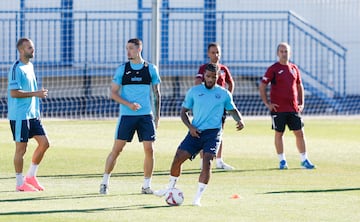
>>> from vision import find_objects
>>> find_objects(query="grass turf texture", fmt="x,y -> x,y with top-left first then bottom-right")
0,117 -> 359,222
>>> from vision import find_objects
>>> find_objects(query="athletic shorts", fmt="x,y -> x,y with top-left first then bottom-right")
10,118 -> 46,142
178,128 -> 222,160
270,112 -> 304,132
115,115 -> 156,142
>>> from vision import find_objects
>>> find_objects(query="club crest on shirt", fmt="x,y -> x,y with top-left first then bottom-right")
215,94 -> 221,99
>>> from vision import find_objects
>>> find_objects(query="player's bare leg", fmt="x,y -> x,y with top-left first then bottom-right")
199,152 -> 213,184
100,139 -> 126,194
14,142 -> 34,191
170,149 -> 191,177
31,135 -> 50,165
24,135 -> 50,191
293,129 -> 306,153
274,131 -> 284,155
153,149 -> 189,197
142,141 -> 154,194
293,129 -> 315,169
14,142 -> 27,174
105,140 -> 126,174
275,131 -> 288,169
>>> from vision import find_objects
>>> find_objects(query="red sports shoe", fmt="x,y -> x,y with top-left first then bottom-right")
25,176 -> 45,191
16,183 -> 38,192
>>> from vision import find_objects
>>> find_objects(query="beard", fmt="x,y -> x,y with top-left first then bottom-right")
204,82 -> 214,89
26,53 -> 34,59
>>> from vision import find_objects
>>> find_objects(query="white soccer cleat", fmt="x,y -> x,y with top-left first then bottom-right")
153,188 -> 169,197
216,161 -> 235,170
99,184 -> 109,194
141,187 -> 154,194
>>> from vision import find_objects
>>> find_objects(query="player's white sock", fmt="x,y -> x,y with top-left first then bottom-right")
27,163 -> 39,177
193,182 -> 207,204
143,177 -> 152,188
300,152 -> 308,162
168,176 -> 178,188
278,153 -> 286,161
101,173 -> 111,185
16,173 -> 24,186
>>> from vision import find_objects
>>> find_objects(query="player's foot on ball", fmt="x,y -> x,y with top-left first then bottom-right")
99,184 -> 109,194
16,182 -> 38,192
216,161 -> 234,170
279,160 -> 288,170
301,159 -> 315,169
153,188 -> 169,197
141,187 -> 153,194
25,176 -> 45,191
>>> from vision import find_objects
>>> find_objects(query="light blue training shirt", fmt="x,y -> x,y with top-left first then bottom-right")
182,84 -> 237,131
7,61 -> 40,120
112,61 -> 161,116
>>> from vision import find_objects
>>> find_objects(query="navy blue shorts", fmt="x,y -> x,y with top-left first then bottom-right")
115,115 -> 156,142
271,112 -> 304,132
178,128 -> 222,160
10,118 -> 46,142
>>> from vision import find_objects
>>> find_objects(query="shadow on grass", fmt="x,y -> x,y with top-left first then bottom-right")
0,193 -> 116,203
264,187 -> 360,194
0,167 -> 282,180
0,204 -> 170,216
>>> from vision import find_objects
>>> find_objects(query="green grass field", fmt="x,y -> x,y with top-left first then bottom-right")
0,117 -> 359,222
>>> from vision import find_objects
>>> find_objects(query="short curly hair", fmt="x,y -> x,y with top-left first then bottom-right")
205,63 -> 220,74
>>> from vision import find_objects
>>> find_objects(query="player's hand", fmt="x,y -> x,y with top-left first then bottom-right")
236,120 -> 245,131
298,104 -> 304,112
38,88 -> 48,98
267,103 -> 279,112
189,125 -> 201,138
129,102 -> 141,111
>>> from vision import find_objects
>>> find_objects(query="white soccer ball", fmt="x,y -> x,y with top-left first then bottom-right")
165,188 -> 184,206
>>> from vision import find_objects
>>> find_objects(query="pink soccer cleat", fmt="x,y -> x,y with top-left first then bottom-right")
25,176 -> 45,191
16,183 -> 38,192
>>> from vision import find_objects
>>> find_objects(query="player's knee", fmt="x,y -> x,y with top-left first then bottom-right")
43,140 -> 50,150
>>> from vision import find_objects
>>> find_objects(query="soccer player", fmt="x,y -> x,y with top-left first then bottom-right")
7,38 -> 50,192
195,42 -> 235,170
99,38 -> 161,195
259,42 -> 315,170
155,63 -> 244,206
